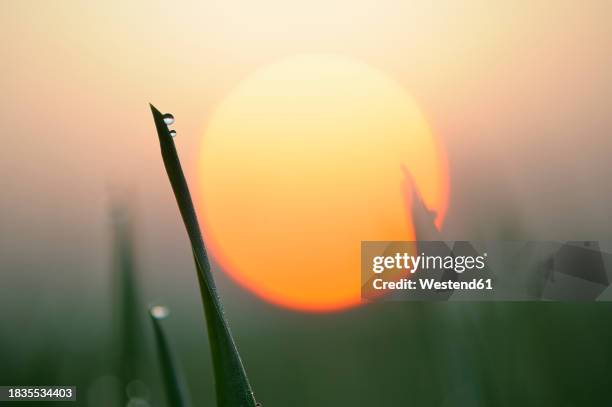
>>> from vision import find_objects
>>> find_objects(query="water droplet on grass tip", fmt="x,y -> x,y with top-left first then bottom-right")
162,113 -> 175,125
150,305 -> 169,319
169,130 -> 177,137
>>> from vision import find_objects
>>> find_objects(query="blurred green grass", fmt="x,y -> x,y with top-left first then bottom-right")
2,296 -> 612,406
150,305 -> 191,407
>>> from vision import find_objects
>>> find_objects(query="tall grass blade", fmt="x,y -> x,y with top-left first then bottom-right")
110,201 -> 144,402
149,104 -> 257,407
149,306 -> 192,407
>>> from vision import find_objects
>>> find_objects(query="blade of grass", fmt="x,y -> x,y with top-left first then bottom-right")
149,104 -> 257,407
149,306 -> 192,407
110,201 -> 144,402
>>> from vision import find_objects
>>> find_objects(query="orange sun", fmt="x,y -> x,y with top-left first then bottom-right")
198,54 -> 449,312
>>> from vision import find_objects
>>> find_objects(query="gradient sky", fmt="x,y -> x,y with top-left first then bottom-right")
2,0 -> 612,297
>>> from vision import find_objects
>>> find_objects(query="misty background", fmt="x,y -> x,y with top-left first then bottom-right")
1,1 -> 612,405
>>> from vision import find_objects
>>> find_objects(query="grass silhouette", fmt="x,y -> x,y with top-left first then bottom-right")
150,104 -> 257,407
149,305 -> 192,407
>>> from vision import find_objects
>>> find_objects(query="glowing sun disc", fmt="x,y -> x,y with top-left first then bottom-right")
198,54 -> 449,312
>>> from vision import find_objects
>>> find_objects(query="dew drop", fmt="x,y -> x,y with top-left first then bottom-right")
169,130 -> 177,138
150,305 -> 169,319
162,113 -> 175,125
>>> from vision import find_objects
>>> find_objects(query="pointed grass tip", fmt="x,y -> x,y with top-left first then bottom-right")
150,305 -> 170,320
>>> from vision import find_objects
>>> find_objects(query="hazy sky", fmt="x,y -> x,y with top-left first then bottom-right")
2,1 -> 612,294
